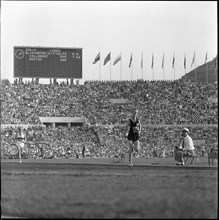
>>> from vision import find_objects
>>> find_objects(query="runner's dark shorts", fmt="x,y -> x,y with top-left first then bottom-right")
128,133 -> 139,142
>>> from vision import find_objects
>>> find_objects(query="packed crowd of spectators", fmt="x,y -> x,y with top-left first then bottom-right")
1,124 -> 218,159
1,79 -> 218,125
1,78 -> 218,159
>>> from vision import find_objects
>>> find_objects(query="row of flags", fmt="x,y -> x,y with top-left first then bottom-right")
93,51 -> 209,69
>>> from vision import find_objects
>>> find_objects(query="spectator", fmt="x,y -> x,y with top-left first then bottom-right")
0,79 -> 218,159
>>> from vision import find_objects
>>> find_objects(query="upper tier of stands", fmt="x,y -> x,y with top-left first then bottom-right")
1,79 -> 218,125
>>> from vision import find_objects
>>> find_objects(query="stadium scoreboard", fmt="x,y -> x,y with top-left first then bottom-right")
14,46 -> 82,79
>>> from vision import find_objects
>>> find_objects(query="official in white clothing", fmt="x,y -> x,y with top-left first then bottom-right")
175,128 -> 195,165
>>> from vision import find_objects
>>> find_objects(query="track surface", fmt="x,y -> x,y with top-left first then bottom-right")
1,158 -> 218,219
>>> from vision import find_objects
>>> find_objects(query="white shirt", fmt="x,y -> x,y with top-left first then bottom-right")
16,140 -> 25,149
179,135 -> 195,151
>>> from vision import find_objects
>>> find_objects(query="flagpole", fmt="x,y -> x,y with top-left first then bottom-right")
195,53 -> 197,83
131,63 -> 133,80
206,61 -> 208,84
142,52 -> 143,80
99,55 -> 101,81
215,58 -> 217,83
121,53 -> 122,80
173,52 -> 175,80
142,64 -> 143,80
184,53 -> 186,83
128,53 -> 132,80
162,52 -> 164,80
163,66 -> 165,81
110,58 -> 112,81
152,53 -> 154,80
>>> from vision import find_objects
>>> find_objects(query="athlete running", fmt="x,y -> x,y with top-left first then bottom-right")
125,109 -> 141,166
16,127 -> 25,163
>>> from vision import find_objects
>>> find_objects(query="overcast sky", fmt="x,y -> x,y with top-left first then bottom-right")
1,1 -> 217,83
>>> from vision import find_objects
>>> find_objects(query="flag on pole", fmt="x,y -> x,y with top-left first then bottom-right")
151,53 -> 154,69
205,52 -> 207,63
129,54 -> 132,68
161,53 -> 164,69
191,52 -> 196,68
172,53 -> 175,68
141,52 -> 143,69
184,53 -> 186,69
113,53 -> 121,65
103,52 -> 111,65
92,52 -> 100,64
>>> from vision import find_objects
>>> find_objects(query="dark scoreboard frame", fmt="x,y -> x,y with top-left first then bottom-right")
14,46 -> 82,79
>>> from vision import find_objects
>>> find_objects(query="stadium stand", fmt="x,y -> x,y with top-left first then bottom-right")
1,78 -> 218,159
